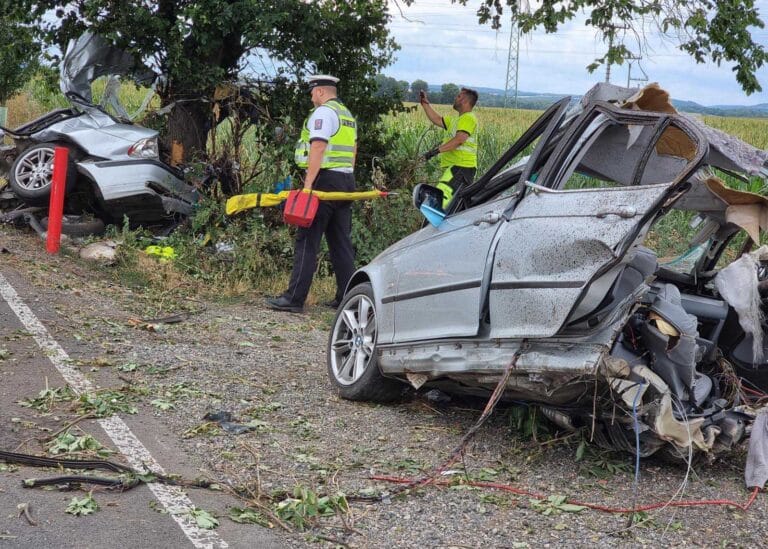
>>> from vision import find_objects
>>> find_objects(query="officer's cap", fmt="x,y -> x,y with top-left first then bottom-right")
307,74 -> 339,89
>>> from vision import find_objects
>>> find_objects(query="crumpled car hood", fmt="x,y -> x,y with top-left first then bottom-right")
60,32 -> 156,102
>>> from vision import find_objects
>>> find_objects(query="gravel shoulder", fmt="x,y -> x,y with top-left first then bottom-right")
1,225 -> 766,548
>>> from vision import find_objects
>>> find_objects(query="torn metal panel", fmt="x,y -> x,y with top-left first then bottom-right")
61,32 -> 155,101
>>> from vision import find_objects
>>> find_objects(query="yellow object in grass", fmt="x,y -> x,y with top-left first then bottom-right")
144,245 -> 176,261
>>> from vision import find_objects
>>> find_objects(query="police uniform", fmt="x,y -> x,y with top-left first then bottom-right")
437,111 -> 478,207
269,75 -> 357,312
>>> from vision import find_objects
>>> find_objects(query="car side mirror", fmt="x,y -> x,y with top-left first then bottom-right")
412,183 -> 446,227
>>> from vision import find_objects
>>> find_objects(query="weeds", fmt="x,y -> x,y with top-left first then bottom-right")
508,405 -> 551,442
274,485 -> 349,530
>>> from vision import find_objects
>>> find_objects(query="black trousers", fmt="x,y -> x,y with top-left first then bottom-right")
445,166 -> 476,192
283,170 -> 356,306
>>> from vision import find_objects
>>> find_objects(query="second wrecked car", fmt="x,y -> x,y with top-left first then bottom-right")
327,82 -> 768,461
0,32 -> 197,227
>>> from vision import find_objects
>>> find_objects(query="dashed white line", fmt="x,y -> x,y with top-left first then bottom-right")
0,271 -> 228,549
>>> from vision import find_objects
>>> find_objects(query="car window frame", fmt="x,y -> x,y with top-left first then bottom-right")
449,96 -> 571,215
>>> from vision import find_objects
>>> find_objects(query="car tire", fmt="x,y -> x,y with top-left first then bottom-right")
9,143 -> 77,206
326,282 -> 403,402
41,215 -> 106,237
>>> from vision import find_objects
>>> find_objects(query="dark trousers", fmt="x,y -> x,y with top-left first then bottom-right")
283,170 -> 356,306
445,166 -> 476,192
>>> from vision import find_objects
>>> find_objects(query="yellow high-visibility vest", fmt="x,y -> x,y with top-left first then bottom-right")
294,99 -> 357,169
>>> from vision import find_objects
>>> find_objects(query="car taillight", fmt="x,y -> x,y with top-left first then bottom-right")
127,137 -> 159,159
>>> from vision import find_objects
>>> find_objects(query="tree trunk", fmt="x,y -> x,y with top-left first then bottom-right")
161,96 -> 211,165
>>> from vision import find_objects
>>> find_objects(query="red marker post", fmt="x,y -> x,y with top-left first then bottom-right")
46,147 -> 68,254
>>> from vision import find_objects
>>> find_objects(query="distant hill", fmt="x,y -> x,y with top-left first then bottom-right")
425,83 -> 768,118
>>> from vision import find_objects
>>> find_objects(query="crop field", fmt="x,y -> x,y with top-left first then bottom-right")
386,101 -> 768,177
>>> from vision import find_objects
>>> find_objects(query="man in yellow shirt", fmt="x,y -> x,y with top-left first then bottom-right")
419,87 -> 479,208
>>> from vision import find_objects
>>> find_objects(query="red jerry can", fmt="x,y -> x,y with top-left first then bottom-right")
283,189 -> 319,228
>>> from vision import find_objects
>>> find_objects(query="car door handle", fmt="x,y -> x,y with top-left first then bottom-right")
473,212 -> 501,225
596,206 -> 637,219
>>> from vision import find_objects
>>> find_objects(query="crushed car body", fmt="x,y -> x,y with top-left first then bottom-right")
0,32 -> 197,227
327,82 -> 768,460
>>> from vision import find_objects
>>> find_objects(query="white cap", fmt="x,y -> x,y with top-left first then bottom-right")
307,74 -> 339,89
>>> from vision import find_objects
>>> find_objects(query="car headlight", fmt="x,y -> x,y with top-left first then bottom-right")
127,137 -> 159,159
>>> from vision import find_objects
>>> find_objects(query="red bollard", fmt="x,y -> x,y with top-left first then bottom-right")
46,147 -> 68,254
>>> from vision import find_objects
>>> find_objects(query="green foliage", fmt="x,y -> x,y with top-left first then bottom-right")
274,485 -> 348,530
409,79 -> 429,102
186,507 -> 220,529
228,506 -> 270,526
508,405 -> 551,441
375,74 -> 409,101
47,431 -> 114,457
529,494 -> 586,515
440,83 -> 460,105
19,384 -> 75,412
76,390 -> 138,417
576,443 -> 632,479
65,493 -> 99,516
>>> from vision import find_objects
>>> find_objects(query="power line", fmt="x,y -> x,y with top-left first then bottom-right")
396,41 -> 692,57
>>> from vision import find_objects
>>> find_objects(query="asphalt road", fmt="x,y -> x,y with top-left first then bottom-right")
0,267 -> 283,549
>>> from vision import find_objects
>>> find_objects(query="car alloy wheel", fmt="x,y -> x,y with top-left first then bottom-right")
329,292 -> 377,386
14,146 -> 55,192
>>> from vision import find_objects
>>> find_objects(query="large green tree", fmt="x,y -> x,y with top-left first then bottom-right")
408,0 -> 767,94
6,0 -> 399,162
440,82 -> 460,104
410,79 -> 429,102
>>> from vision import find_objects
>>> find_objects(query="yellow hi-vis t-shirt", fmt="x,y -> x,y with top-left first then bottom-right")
440,112 -> 478,169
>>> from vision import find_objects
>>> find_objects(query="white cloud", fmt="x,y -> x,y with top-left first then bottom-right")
386,0 -> 768,106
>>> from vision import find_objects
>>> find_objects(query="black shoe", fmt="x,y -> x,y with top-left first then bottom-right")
266,296 -> 304,313
323,298 -> 341,309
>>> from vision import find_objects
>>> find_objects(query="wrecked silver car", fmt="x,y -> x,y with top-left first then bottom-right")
0,32 -> 197,226
327,83 -> 768,460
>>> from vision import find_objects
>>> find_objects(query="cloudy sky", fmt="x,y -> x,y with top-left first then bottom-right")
385,0 -> 768,106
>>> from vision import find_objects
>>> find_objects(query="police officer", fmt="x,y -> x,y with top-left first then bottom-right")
267,75 -> 357,313
419,87 -> 479,208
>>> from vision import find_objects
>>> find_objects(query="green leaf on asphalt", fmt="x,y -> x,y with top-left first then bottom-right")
187,507 -> 219,529
65,494 -> 99,516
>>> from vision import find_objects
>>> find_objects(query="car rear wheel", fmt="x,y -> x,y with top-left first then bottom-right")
327,282 -> 403,402
9,143 -> 77,206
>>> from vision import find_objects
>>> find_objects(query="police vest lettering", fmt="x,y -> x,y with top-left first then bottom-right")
294,100 -> 357,169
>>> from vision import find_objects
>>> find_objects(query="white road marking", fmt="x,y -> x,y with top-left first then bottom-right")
0,272 -> 228,549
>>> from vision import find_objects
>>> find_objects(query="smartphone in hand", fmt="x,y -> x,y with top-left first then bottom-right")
419,90 -> 427,103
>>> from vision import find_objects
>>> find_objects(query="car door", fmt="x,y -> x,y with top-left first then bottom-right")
386,99 -> 572,343
386,197 -> 509,343
487,107 -> 706,339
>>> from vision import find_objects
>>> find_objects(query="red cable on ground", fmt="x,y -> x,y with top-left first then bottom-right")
370,475 -> 761,514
